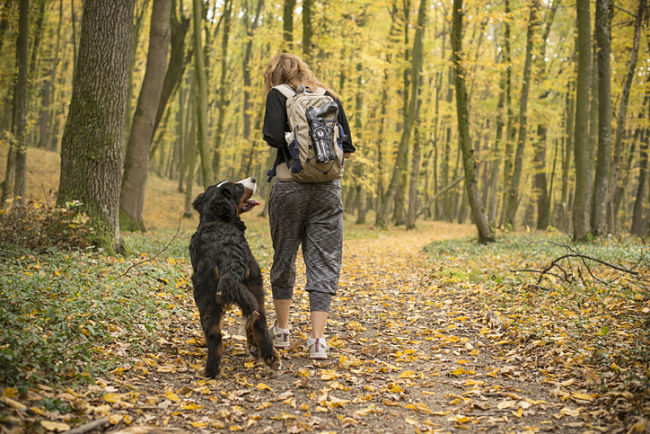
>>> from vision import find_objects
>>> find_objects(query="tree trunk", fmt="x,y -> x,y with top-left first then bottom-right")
282,0 -> 296,49
184,93 -> 197,218
573,0 -> 591,241
191,0 -> 212,187
125,0 -> 151,135
451,0 -> 494,243
57,0 -> 134,253
120,0 -> 171,232
590,0 -> 612,236
241,0 -> 264,163
503,0 -> 538,228
532,0 -> 559,230
609,0 -> 646,233
374,0 -> 401,227
302,0 -> 312,61
498,0 -> 514,227
2,0 -> 29,203
210,0 -> 232,179
152,0 -> 190,140
405,0 -> 427,229
0,0 -> 12,54
631,137 -> 648,236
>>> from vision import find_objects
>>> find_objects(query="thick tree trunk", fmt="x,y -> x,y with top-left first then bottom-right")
191,0 -> 212,187
451,0 -> 494,243
609,0 -> 646,233
573,0 -> 591,241
120,0 -> 172,232
57,0 -> 134,253
590,0 -> 612,236
503,0 -> 538,228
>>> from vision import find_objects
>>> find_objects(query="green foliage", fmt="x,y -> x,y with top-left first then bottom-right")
0,236 -> 192,387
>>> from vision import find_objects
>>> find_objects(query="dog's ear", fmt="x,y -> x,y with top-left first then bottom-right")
192,192 -> 207,213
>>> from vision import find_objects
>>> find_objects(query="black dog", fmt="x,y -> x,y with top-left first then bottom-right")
190,177 -> 279,377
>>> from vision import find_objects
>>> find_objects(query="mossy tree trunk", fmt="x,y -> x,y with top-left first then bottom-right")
573,0 -> 592,241
57,0 -> 134,254
590,0 -> 612,236
1,0 -> 28,204
302,0 -> 312,61
451,0 -> 494,244
120,0 -> 172,232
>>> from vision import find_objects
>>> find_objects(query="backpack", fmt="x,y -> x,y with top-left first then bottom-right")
268,84 -> 345,183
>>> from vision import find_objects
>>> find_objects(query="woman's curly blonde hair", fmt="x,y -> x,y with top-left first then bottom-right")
263,53 -> 337,98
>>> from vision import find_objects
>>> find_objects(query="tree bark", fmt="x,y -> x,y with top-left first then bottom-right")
57,0 -> 134,253
282,0 -> 296,49
503,0 -> 538,228
302,0 -> 312,61
125,0 -> 151,136
451,0 -> 494,243
405,0 -> 427,229
2,0 -> 29,203
590,0 -> 612,236
120,0 -> 172,232
631,135 -> 648,236
210,0 -> 232,179
573,0 -> 591,241
191,0 -> 212,187
152,0 -> 190,140
498,0 -> 514,227
609,0 -> 646,233
532,0 -> 559,230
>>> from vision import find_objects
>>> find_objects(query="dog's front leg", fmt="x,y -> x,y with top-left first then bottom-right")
200,305 -> 224,378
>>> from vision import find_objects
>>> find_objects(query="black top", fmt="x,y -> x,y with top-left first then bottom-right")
262,87 -> 355,165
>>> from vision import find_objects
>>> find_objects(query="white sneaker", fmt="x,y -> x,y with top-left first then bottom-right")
308,337 -> 329,360
271,321 -> 290,348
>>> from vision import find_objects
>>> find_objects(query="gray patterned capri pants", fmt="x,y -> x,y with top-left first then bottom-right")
268,179 -> 343,312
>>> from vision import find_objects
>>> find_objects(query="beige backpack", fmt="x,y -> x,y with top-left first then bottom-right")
271,84 -> 345,183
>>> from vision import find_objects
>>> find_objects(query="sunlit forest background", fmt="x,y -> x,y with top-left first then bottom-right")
0,0 -> 648,248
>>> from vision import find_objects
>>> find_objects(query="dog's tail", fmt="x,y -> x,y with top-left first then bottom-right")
215,273 -> 259,317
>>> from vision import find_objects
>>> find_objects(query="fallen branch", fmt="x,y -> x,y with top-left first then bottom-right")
119,214 -> 184,277
535,253 -> 639,286
63,417 -> 109,434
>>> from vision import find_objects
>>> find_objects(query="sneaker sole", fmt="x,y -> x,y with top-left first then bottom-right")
274,342 -> 290,349
310,353 -> 328,360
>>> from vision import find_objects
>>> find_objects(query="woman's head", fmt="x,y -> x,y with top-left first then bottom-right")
264,53 -> 336,97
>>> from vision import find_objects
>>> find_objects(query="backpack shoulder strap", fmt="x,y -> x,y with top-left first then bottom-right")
273,84 -> 296,99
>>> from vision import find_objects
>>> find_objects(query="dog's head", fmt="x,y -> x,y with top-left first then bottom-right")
192,177 -> 259,224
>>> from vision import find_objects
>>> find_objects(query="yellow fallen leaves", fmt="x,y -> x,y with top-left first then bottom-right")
256,383 -> 272,391
181,402 -> 204,410
320,370 -> 339,381
2,387 -> 18,398
450,366 -> 476,376
164,391 -> 180,402
40,421 -> 70,432
2,396 -> 26,410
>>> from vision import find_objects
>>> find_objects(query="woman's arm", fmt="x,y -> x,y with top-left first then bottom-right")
262,88 -> 289,149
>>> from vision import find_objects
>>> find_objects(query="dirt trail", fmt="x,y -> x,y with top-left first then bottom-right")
13,222 -> 596,433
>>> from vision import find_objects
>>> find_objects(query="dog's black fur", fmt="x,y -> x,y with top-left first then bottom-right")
190,179 -> 279,377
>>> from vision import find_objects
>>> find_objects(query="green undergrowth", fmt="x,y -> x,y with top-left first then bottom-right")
0,232 -> 194,389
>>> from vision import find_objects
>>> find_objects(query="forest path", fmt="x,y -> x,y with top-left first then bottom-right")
60,223 -> 594,433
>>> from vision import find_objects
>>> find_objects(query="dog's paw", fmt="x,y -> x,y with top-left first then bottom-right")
248,344 -> 260,360
265,351 -> 281,371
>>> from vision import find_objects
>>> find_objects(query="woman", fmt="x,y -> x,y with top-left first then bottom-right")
262,53 -> 355,360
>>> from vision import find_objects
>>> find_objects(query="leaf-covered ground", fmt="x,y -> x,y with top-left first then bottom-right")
1,219 -> 648,433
